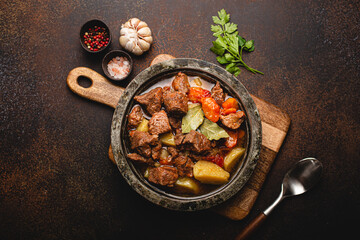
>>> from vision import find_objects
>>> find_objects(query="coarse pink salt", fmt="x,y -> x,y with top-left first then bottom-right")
107,56 -> 130,79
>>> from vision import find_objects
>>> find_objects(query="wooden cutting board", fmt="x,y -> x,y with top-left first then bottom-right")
68,54 -> 290,221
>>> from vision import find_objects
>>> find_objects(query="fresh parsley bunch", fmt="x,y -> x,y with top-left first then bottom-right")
210,9 -> 263,76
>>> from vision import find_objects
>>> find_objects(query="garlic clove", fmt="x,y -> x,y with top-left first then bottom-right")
123,21 -> 132,29
142,36 -> 153,44
120,27 -> 136,36
129,18 -> 141,28
125,40 -> 136,53
138,39 -> 151,51
132,45 -> 144,55
138,27 -> 152,37
119,36 -> 129,48
137,21 -> 148,29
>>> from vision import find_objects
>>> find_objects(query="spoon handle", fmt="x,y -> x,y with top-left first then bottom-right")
235,213 -> 267,240
236,190 -> 284,240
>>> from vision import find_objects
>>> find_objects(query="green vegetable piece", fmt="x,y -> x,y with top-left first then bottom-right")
216,56 -> 228,64
225,63 -> 241,76
244,40 -> 255,52
212,16 -> 223,25
200,119 -> 230,140
224,53 -> 234,62
210,38 -> 226,56
182,105 -> 204,133
211,25 -> 222,37
210,45 -> 225,56
225,22 -> 237,34
217,9 -> 230,25
238,36 -> 246,47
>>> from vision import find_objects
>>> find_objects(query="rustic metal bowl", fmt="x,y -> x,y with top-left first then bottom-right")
111,58 -> 262,211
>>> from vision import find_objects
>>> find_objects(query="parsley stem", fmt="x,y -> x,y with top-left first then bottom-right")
238,59 -> 264,75
230,52 -> 264,75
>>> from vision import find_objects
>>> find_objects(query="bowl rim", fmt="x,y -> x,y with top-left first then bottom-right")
79,19 -> 112,54
111,58 -> 262,211
102,50 -> 133,81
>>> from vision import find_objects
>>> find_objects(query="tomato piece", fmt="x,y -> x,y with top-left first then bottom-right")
201,97 -> 220,122
222,98 -> 239,110
225,129 -> 238,148
188,87 -> 211,103
159,158 -> 173,165
204,154 -> 224,168
220,107 -> 237,115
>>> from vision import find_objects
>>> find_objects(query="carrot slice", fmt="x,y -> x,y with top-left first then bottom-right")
222,98 -> 239,110
201,97 -> 220,122
221,107 -> 237,115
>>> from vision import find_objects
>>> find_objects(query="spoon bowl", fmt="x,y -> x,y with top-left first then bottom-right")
282,157 -> 322,197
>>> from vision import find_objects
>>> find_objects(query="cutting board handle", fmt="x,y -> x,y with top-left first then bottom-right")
66,55 -> 176,164
67,67 -> 124,109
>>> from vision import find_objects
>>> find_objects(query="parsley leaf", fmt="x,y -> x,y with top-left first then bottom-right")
210,9 -> 263,76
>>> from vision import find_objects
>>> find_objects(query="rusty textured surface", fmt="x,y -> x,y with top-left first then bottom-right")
0,0 -> 359,239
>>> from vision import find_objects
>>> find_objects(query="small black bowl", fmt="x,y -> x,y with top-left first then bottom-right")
102,50 -> 133,81
80,19 -> 111,53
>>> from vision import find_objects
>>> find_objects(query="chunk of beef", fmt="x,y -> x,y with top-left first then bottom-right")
189,153 -> 204,162
129,130 -> 159,157
220,111 -> 246,130
151,141 -> 162,160
175,128 -> 182,136
173,155 -> 194,177
127,153 -> 153,165
172,72 -> 190,94
148,166 -> 178,187
163,90 -> 188,117
129,130 -> 158,149
211,81 -> 225,106
210,140 -> 217,148
184,130 -> 211,153
168,116 -> 182,129
167,146 -> 179,158
175,130 -> 211,154
137,146 -> 152,158
174,132 -> 186,146
128,105 -> 143,128
134,87 -> 163,115
148,110 -> 171,135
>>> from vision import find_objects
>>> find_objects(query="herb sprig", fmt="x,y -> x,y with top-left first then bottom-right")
210,9 -> 263,76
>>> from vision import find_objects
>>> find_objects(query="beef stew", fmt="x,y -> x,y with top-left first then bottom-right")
126,72 -> 248,196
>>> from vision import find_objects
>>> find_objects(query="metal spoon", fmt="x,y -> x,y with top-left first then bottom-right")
236,157 -> 323,240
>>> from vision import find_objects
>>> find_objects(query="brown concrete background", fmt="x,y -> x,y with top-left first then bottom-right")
1,0 -> 359,239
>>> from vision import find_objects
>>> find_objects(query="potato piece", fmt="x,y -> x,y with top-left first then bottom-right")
193,160 -> 230,185
144,167 -> 150,178
160,132 -> 176,146
224,147 -> 245,172
175,177 -> 200,194
193,77 -> 202,86
159,148 -> 169,161
136,119 -> 149,132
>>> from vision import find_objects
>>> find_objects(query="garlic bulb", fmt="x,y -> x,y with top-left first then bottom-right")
119,18 -> 153,55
